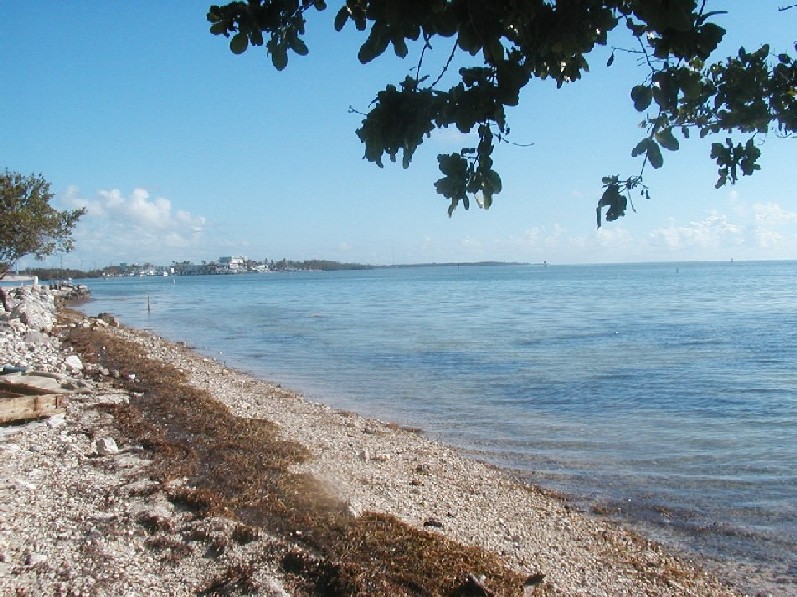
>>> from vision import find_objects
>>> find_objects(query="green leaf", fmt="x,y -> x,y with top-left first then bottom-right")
334,7 -> 349,31
457,24 -> 480,55
631,85 -> 652,111
358,27 -> 389,63
271,44 -> 288,70
698,23 -> 726,56
647,141 -> 664,168
392,35 -> 408,58
230,32 -> 248,54
486,169 -> 502,195
666,2 -> 694,31
655,128 -> 679,151
710,142 -> 727,161
290,37 -> 309,56
210,21 -> 228,36
485,37 -> 504,63
631,138 -> 651,158
678,71 -> 701,100
596,183 -> 627,227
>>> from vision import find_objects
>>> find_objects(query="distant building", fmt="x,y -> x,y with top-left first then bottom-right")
218,256 -> 247,272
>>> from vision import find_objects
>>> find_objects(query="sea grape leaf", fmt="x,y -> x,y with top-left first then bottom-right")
655,128 -> 680,151
631,85 -> 652,112
230,32 -> 248,54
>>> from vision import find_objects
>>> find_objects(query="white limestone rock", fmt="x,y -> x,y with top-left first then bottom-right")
95,437 -> 119,456
64,355 -> 83,371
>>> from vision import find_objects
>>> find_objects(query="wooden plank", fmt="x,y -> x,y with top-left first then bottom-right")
0,381 -> 53,396
0,394 -> 68,424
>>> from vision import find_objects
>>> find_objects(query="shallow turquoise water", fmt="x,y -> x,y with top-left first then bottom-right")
79,262 -> 797,589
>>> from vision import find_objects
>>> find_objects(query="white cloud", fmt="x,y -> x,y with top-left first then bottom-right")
460,236 -> 483,250
649,212 -> 744,251
82,188 -> 206,231
594,225 -> 633,249
479,225 -> 594,262
508,225 -> 568,249
435,201 -> 797,265
751,202 -> 797,250
752,202 -> 797,225
640,202 -> 797,259
59,187 -> 206,263
176,209 -> 204,231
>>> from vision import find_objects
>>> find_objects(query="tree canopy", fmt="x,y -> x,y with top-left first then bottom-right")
0,170 -> 85,279
207,1 -> 796,225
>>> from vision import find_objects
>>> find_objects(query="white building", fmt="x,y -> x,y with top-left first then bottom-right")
218,256 -> 247,272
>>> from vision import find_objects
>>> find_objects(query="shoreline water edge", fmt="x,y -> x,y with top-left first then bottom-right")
0,284 -> 786,595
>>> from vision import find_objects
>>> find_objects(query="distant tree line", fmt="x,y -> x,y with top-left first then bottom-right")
14,267 -> 104,280
272,259 -> 372,271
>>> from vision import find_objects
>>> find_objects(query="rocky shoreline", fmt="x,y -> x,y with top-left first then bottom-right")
0,285 -> 755,595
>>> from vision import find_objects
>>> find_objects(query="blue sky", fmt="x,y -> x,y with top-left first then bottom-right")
2,2 -> 795,268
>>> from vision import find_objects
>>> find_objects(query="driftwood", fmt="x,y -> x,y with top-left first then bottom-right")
0,381 -> 69,424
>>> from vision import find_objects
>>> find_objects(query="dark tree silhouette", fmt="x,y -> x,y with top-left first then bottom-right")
207,1 -> 795,225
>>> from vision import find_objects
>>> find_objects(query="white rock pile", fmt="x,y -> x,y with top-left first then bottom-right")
1,285 -> 63,374
1,285 -> 292,595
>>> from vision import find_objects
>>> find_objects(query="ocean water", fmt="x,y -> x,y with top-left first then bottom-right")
78,262 -> 797,591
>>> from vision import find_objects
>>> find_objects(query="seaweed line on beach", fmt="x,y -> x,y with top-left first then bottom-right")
63,311 -> 531,595
60,306 -> 751,596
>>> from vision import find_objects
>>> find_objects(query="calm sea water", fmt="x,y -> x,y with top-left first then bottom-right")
78,262 -> 797,591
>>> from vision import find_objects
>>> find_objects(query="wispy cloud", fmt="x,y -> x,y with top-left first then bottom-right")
751,202 -> 797,250
649,212 -> 744,252
752,201 -> 797,225
646,203 -> 797,258
447,201 -> 797,264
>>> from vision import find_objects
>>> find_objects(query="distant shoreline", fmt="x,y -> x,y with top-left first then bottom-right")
12,260 -> 536,281
20,258 -> 797,282
379,261 -> 534,268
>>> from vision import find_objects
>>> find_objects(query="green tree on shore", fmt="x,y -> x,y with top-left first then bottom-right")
207,1 -> 795,225
0,170 -> 85,281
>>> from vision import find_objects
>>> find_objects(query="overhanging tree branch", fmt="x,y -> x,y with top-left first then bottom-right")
207,1 -> 795,224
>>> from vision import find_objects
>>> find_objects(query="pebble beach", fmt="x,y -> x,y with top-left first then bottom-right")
0,284 -> 761,595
